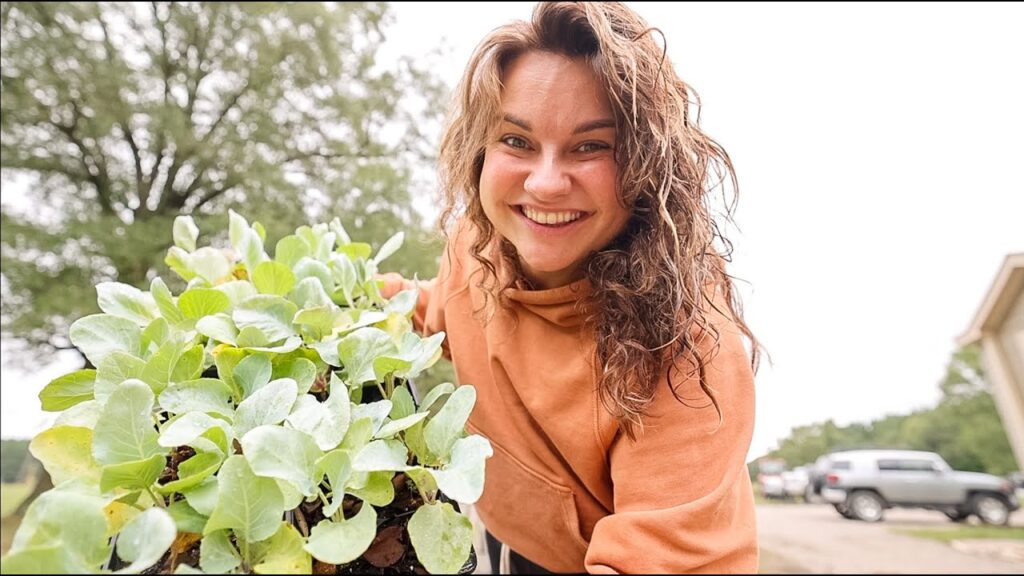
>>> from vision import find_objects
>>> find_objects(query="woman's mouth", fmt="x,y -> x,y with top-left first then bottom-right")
518,205 -> 588,228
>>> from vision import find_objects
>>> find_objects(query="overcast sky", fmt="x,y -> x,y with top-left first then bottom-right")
3,2 -> 1022,464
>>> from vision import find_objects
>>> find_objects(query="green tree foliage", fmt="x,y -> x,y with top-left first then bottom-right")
0,440 -> 31,483
1,2 -> 447,355
763,344 -> 1018,475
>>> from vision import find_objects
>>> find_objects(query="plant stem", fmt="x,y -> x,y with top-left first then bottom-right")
241,537 -> 251,571
146,486 -> 166,508
385,374 -> 395,399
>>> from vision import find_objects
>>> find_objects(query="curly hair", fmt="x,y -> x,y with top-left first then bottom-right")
437,1 -> 760,439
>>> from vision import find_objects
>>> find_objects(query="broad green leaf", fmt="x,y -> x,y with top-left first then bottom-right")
114,507 -> 177,574
372,231 -> 404,265
405,467 -> 438,496
336,243 -> 372,261
417,382 -> 455,414
29,426 -> 101,485
94,351 -> 147,403
188,247 -> 233,285
375,412 -> 429,440
254,221 -> 266,242
100,453 -> 166,493
275,235 -> 310,269
329,255 -> 356,307
158,412 -> 233,449
173,215 -> 200,252
238,227 -> 269,275
293,305 -> 336,341
389,385 -> 415,420
372,356 -> 412,382
271,357 -> 317,395
346,471 -> 395,506
151,277 -> 188,328
292,257 -> 334,293
314,231 -> 336,262
428,435 -> 493,504
172,345 -> 206,383
383,288 -> 418,317
97,282 -> 158,326
286,392 -> 350,451
166,246 -> 197,282
53,400 -> 102,430
241,426 -> 322,496
70,314 -> 142,367
316,450 -> 352,517
404,419 -> 438,467
229,210 -> 249,248
234,353 -> 273,400
215,280 -> 258,308
328,217 -> 351,245
425,386 -> 477,460
253,261 -> 296,296
394,332 -> 446,380
233,295 -> 298,342
0,545 -> 84,574
103,500 -> 142,537
244,335 -> 302,354
93,380 -> 162,466
276,478 -> 304,510
303,503 -> 376,565
204,455 -> 285,542
337,327 -> 396,385
183,477 -> 218,516
213,345 -> 246,397
196,314 -> 238,345
289,276 -> 334,311
141,339 -> 187,395
351,400 -> 393,437
233,378 -> 298,438
199,530 -> 241,574
10,490 -> 109,569
407,502 -> 473,575
168,500 -> 208,534
179,288 -> 231,320
39,369 -> 96,412
252,523 -> 311,574
156,452 -> 223,494
309,338 -> 342,366
142,317 -> 171,354
352,439 -> 409,472
159,379 -> 234,418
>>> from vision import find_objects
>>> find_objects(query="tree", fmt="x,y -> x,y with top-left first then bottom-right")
1,2 -> 447,356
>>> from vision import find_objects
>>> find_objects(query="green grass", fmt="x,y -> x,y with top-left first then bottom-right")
0,482 -> 34,519
897,525 -> 1024,542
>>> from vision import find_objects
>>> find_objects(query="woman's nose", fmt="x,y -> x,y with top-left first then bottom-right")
524,155 -> 570,199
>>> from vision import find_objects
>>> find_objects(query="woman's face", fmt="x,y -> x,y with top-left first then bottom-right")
479,51 -> 629,290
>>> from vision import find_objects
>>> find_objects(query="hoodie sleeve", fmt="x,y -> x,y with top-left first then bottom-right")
584,308 -> 758,574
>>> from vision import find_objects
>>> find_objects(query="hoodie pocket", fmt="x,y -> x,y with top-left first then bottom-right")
473,434 -> 589,572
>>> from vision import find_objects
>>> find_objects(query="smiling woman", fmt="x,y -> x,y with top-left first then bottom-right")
379,1 -> 762,573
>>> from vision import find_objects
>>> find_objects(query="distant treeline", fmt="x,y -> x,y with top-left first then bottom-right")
0,439 -> 32,483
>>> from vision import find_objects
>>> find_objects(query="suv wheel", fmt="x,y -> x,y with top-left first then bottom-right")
833,503 -> 855,519
971,494 -> 1010,526
944,509 -> 969,523
848,491 -> 884,522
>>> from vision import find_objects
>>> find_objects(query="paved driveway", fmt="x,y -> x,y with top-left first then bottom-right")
757,503 -> 1024,573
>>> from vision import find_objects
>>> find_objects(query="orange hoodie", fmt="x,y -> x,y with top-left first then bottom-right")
381,225 -> 758,574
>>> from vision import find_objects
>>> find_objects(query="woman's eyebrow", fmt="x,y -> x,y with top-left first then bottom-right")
502,114 -> 615,135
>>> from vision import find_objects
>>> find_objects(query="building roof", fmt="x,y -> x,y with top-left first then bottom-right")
959,252 -> 1024,346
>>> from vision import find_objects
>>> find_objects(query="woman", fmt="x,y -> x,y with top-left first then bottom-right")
382,2 -> 760,573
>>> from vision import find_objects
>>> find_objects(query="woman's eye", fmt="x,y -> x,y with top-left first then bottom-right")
501,136 -> 528,149
578,142 -> 610,153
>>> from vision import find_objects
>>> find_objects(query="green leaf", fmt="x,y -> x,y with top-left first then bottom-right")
196,314 -> 238,346
233,378 -> 298,438
428,435 -> 493,504
199,530 -> 241,574
292,257 -> 334,293
156,452 -> 223,494
241,426 -> 323,497
234,353 -> 272,400
151,277 -> 188,329
10,490 -> 109,570
425,385 -> 477,460
0,545 -> 83,574
293,305 -> 336,341
275,235 -> 311,269
244,335 -> 302,354
173,215 -> 200,252
290,276 -> 334,310
417,382 -> 455,414
159,379 -> 234,418
352,439 -> 409,472
158,412 -> 233,450
315,450 -> 352,517
100,453 -> 166,493
383,288 -> 418,317
252,523 -> 311,574
286,393 -> 350,451
389,385 -> 415,420
303,503 -> 377,565
238,227 -> 270,275
188,247 -> 233,285
276,478 -> 304,511
142,317 -> 171,353
337,327 -> 396,385
114,508 -> 177,574
351,400 -> 393,437
97,282 -> 159,326
213,346 -> 247,398
53,400 -> 102,430
215,280 -> 258,307
404,419 -> 438,467
407,502 -> 473,575
29,426 -> 101,486
372,231 -> 404,265
375,412 -> 429,440
345,471 -> 394,506
329,255 -> 357,306
339,417 -> 375,455
229,210 -> 249,249
179,288 -> 231,320
394,332 -> 446,380
93,380 -> 163,466
204,455 -> 285,543
171,345 -> 206,383
372,356 -> 412,382
336,243 -> 372,261
253,261 -> 296,296
39,369 -> 96,412
141,339 -> 188,395
233,295 -> 298,342
271,357 -> 317,395
166,246 -> 197,282
167,500 -> 208,534
70,314 -> 142,367
183,478 -> 219,516
94,351 -> 147,403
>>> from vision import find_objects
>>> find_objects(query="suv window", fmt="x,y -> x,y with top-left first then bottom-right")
831,460 -> 851,470
877,459 -> 936,472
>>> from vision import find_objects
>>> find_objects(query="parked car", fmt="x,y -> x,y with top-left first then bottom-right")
758,458 -> 786,499
782,465 -> 811,500
819,449 -> 1019,524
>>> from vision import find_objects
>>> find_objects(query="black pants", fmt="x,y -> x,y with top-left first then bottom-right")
484,530 -> 555,574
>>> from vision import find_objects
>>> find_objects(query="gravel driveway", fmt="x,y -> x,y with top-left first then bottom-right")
756,503 -> 1024,573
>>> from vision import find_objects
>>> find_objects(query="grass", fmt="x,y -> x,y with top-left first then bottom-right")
897,525 -> 1024,542
0,482 -> 34,519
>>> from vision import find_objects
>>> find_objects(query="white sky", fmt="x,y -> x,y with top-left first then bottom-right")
3,2 -> 1023,465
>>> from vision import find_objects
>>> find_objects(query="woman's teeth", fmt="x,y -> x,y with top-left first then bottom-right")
522,206 -> 583,225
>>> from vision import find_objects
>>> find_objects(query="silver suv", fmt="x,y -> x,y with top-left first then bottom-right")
819,449 -> 1019,525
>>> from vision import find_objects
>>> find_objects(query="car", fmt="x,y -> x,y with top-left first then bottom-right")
758,458 -> 786,499
782,466 -> 811,500
819,449 -> 1019,525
